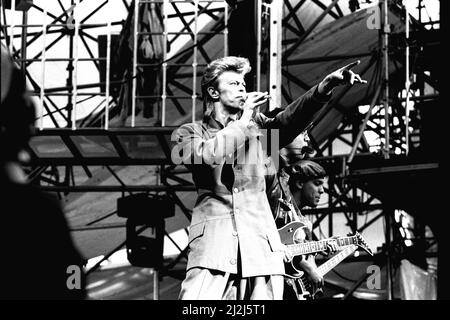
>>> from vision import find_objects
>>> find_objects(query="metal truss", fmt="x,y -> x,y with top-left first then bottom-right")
1,0 -> 229,129
275,0 -> 440,300
2,0 -> 440,299
1,0 -> 229,295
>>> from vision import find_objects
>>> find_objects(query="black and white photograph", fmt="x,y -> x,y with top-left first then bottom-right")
0,0 -> 444,306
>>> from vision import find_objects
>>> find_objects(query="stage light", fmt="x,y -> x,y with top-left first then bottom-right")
117,193 -> 174,268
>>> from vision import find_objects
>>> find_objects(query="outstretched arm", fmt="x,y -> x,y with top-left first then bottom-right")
256,60 -> 367,147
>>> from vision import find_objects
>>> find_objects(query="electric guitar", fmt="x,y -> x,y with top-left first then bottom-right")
284,233 -> 373,300
278,221 -> 370,270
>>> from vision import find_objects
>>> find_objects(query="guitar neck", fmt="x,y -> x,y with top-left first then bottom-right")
317,245 -> 358,277
288,236 -> 356,256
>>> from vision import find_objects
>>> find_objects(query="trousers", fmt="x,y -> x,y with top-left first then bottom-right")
179,267 -> 284,300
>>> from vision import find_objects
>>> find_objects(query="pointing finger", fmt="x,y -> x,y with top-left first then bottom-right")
340,60 -> 360,71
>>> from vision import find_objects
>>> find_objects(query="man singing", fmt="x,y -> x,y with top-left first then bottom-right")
172,56 -> 366,300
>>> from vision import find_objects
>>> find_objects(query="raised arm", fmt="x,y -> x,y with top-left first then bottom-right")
318,60 -> 367,95
256,60 -> 367,148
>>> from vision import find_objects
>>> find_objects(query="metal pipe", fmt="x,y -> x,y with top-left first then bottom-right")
161,0 -> 169,126
192,0 -> 199,123
9,0 -> 15,54
269,0 -> 282,111
105,0 -> 111,130
39,6 -> 47,130
20,10 -> 27,75
284,52 -> 373,65
405,1 -> 410,155
256,0 -> 261,91
132,0 -> 139,127
347,85 -> 382,163
38,185 -> 197,192
72,0 -> 80,130
224,0 -> 228,56
382,0 -> 390,158
2,22 -> 124,28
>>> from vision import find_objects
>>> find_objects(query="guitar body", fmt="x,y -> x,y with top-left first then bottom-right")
293,245 -> 359,300
277,221 -> 309,245
279,221 -> 371,300
278,221 -> 372,300
278,221 -> 311,275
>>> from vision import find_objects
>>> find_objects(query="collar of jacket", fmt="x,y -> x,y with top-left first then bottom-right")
202,110 -> 242,129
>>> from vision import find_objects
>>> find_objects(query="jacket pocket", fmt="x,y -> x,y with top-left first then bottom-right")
188,222 -> 206,244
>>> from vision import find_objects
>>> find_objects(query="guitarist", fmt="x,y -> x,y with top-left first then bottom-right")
267,154 -> 338,300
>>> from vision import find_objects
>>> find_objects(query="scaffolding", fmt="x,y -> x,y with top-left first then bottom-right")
1,0 -> 440,299
1,0 -> 230,300
258,0 -> 439,300
1,0 -> 229,129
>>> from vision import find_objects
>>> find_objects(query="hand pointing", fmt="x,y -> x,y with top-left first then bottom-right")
318,60 -> 367,95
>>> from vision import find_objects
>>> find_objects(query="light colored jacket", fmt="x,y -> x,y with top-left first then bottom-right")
172,85 -> 330,277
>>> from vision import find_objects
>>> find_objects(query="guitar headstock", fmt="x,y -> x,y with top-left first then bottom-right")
349,231 -> 373,256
